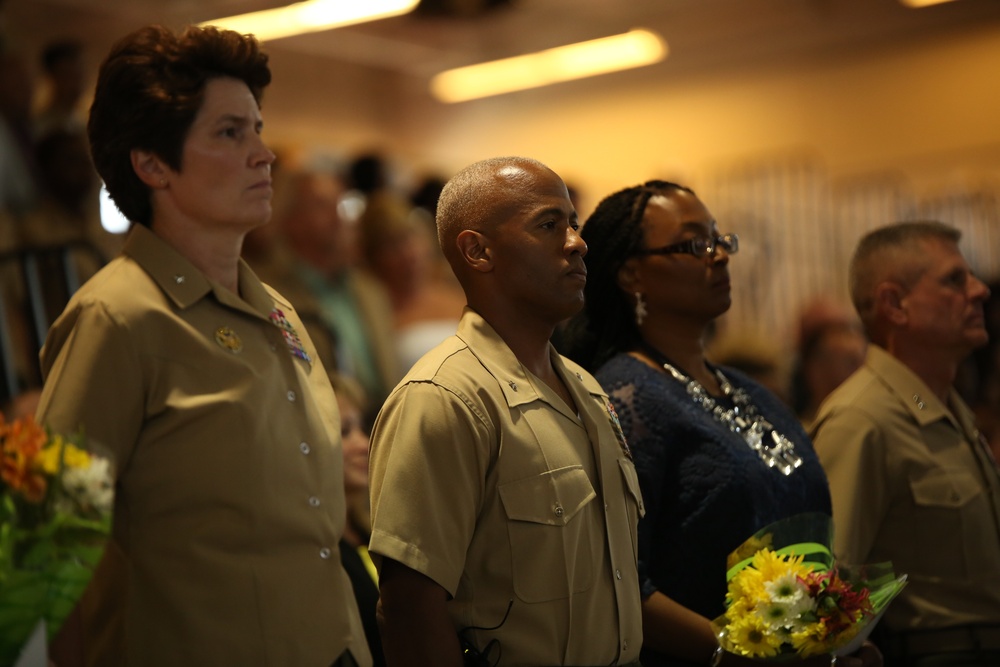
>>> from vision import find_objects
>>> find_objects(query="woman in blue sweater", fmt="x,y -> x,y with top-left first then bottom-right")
563,181 -> 874,667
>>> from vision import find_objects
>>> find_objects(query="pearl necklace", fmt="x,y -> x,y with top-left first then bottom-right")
640,345 -> 803,476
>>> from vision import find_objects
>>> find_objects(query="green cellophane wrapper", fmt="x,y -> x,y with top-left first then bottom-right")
1,502 -> 111,664
711,513 -> 907,660
0,418 -> 113,665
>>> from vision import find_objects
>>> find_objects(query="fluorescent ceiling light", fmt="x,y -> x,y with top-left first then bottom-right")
899,0 -> 959,6
199,0 -> 420,42
431,28 -> 668,104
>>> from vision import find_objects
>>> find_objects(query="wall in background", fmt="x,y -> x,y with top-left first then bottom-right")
10,8 -> 1000,347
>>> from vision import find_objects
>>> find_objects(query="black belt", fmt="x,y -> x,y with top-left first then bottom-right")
889,624 -> 1000,658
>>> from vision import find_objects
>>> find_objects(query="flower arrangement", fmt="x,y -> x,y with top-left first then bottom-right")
0,412 -> 113,664
713,513 -> 907,660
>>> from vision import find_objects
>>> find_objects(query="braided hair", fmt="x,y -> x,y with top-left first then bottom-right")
562,180 -> 694,372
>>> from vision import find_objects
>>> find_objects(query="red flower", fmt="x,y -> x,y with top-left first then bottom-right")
1,415 -> 49,502
806,569 -> 873,636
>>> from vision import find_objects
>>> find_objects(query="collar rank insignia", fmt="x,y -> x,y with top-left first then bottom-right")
269,308 -> 312,363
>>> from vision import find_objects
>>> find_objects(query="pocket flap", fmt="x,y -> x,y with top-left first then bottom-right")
910,469 -> 982,509
618,458 -> 645,518
499,465 -> 596,526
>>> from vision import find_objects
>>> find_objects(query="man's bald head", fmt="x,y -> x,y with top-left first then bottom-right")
436,156 -> 557,269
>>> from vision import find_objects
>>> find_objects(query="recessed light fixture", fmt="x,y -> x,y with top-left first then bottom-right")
199,0 -> 420,42
899,0 -> 959,7
430,28 -> 668,103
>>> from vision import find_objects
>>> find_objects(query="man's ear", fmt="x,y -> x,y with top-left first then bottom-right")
456,230 -> 493,273
874,281 -> 908,326
616,257 -> 642,294
130,149 -> 170,188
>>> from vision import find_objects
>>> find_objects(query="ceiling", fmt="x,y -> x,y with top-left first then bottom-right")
7,0 -> 1000,190
10,0 -> 1000,89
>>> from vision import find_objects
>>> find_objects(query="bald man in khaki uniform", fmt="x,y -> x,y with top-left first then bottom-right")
368,157 -> 644,666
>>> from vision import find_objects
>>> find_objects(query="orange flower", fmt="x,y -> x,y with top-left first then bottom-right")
1,415 -> 50,502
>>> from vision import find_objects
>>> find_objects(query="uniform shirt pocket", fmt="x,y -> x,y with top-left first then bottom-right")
910,469 -> 982,509
908,468 -> 985,577
499,465 -> 598,602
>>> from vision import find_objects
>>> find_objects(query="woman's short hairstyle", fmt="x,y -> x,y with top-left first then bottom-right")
87,25 -> 270,226
562,180 -> 694,371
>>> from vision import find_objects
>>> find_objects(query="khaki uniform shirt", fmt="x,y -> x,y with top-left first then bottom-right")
368,309 -> 644,665
810,345 -> 1000,632
36,225 -> 372,667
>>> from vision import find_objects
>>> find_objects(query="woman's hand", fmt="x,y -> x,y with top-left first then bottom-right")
722,642 -> 883,667
833,641 -> 883,667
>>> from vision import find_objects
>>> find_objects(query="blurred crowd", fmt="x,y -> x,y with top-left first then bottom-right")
2,35 -> 999,457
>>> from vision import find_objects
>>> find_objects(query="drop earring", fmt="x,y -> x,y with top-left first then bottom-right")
634,292 -> 647,326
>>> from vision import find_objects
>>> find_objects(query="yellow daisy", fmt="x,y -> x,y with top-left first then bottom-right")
790,622 -> 829,657
751,548 -> 813,582
727,533 -> 775,570
36,438 -> 91,475
728,615 -> 784,658
730,566 -> 767,603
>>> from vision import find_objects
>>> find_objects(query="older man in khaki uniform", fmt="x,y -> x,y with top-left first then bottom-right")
811,221 -> 1000,667
368,157 -> 644,666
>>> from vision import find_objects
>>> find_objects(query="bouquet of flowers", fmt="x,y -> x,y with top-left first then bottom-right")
0,412 -> 113,664
712,513 -> 907,660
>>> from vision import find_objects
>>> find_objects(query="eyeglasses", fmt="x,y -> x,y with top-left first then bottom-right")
636,233 -> 739,259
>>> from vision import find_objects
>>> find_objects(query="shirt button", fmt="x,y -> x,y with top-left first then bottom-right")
308,496 -> 321,507
615,569 -> 622,580
604,503 -> 609,511
553,503 -> 564,517
319,547 -> 331,559
623,640 -> 629,651
287,390 -> 296,402
299,441 -> 311,455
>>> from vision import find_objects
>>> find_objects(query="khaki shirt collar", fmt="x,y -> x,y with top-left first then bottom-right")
123,224 -> 275,321
455,308 -> 602,421
866,344 -> 970,437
